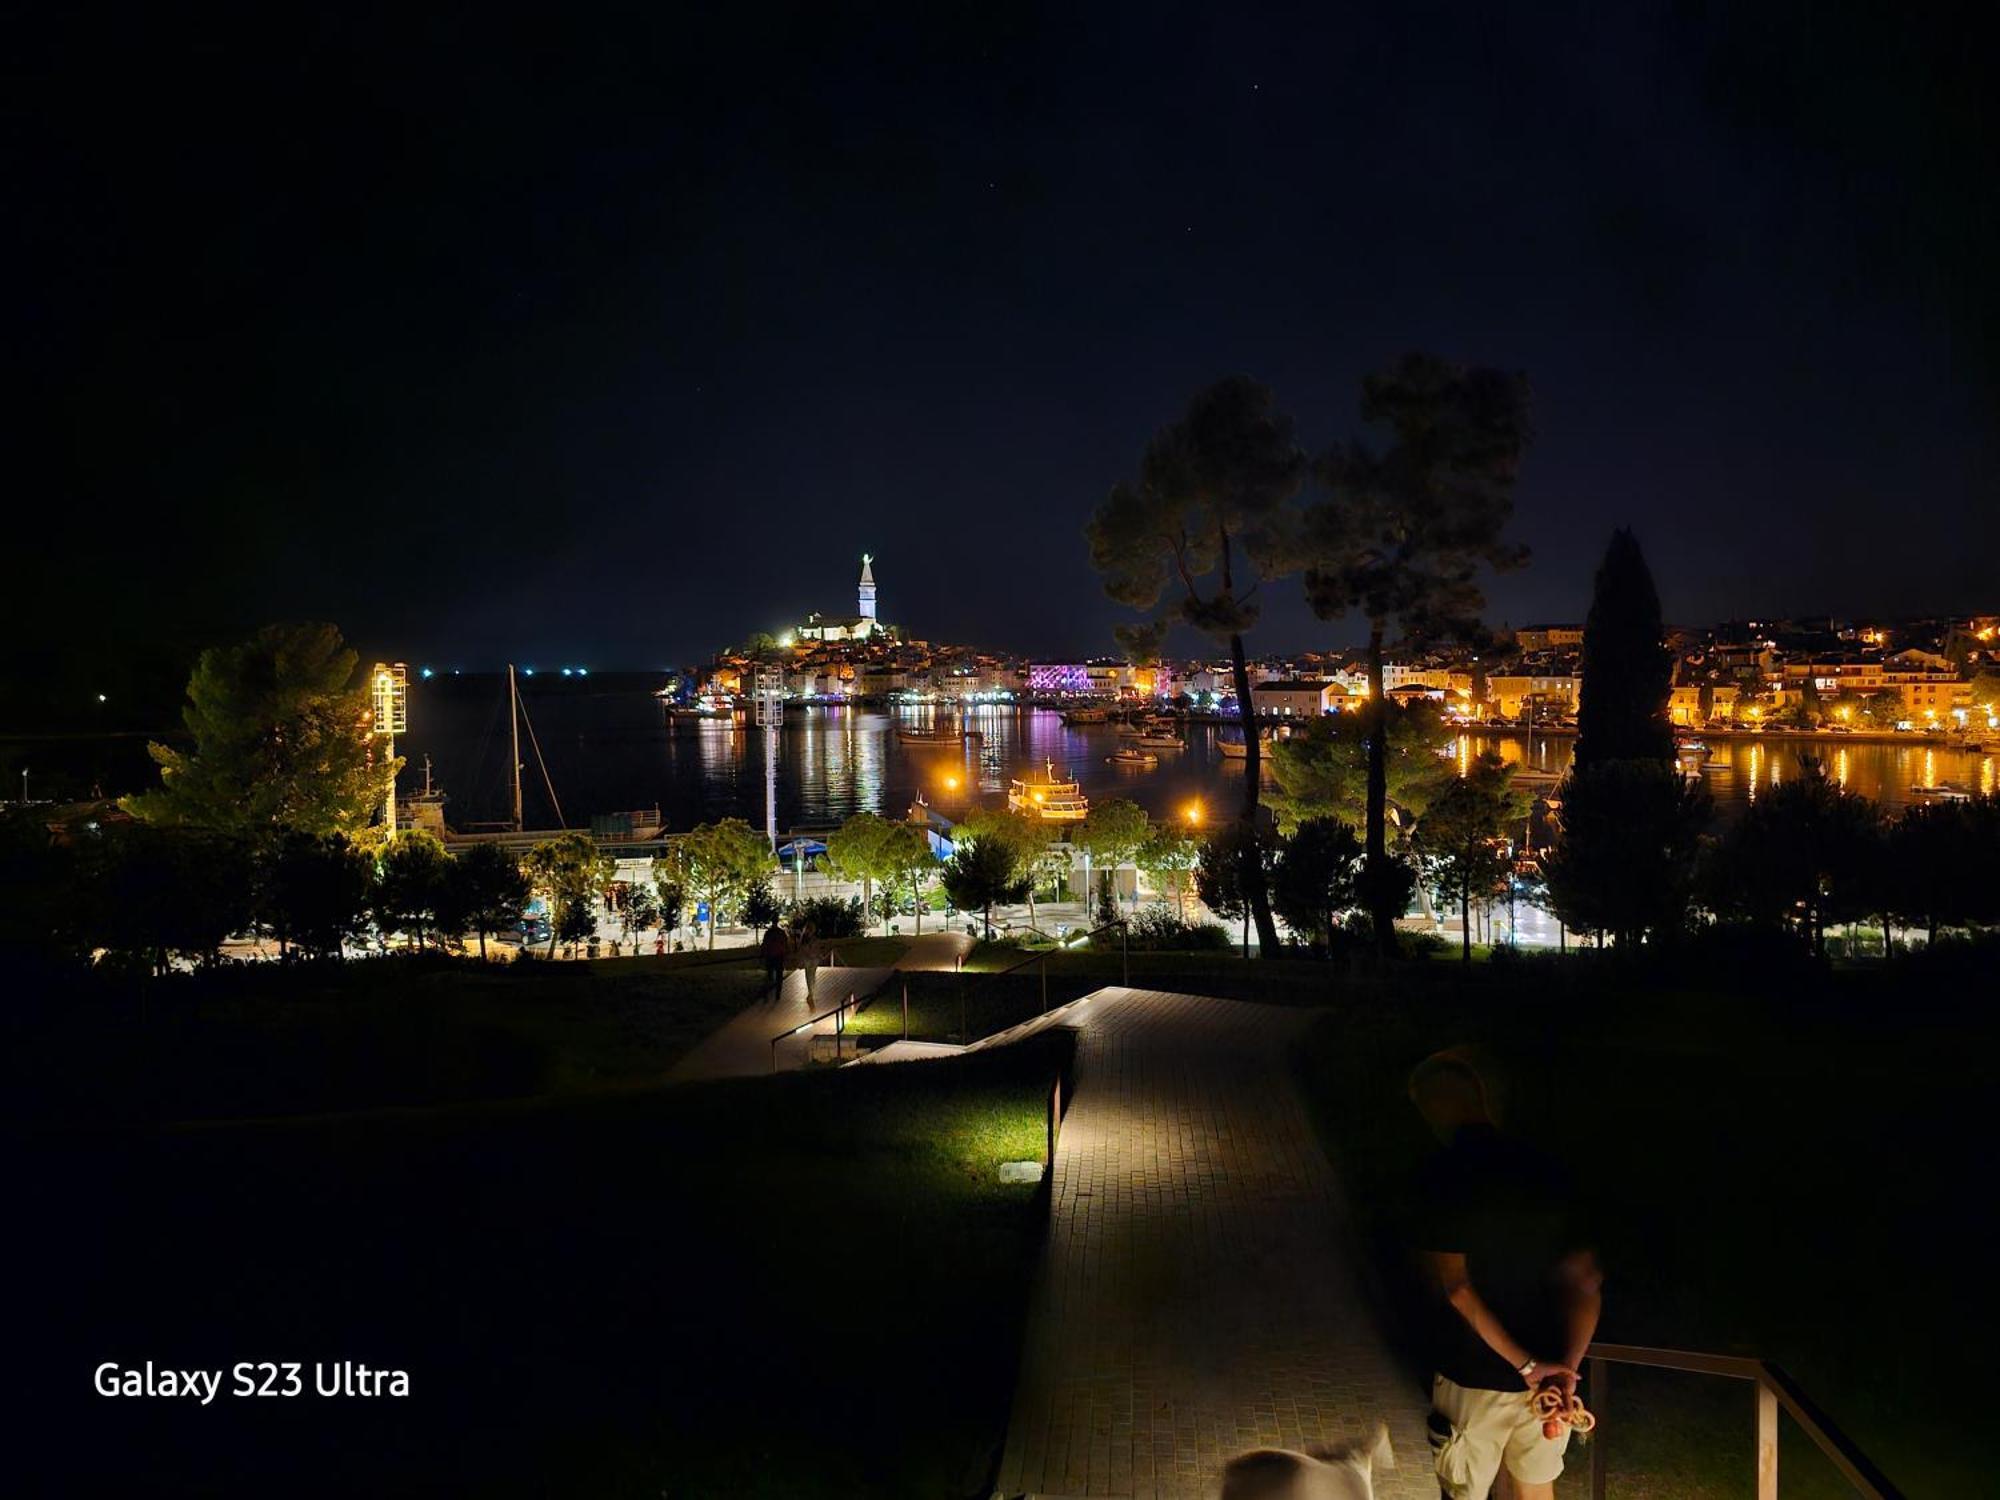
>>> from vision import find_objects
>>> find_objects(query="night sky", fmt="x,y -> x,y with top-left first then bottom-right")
10,1 -> 1998,688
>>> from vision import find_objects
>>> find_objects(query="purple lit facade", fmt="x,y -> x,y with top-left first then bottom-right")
1028,663 -> 1092,695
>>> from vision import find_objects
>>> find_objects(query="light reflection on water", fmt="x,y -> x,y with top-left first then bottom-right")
404,688 -> 1995,832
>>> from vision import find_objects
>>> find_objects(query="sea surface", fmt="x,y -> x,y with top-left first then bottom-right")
397,674 -> 1998,834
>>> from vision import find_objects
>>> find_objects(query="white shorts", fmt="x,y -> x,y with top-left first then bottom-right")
1430,1373 -> 1570,1498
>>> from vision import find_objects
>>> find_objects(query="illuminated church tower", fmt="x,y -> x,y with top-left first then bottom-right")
858,553 -> 877,624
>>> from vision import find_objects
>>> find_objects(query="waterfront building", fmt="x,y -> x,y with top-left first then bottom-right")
1251,680 -> 1344,717
1485,673 -> 1581,720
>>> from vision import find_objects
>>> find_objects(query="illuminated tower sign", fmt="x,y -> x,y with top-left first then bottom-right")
371,662 -> 408,835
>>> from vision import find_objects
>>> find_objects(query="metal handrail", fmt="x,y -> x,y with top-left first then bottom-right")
765,985 -> 870,1069
1583,1342 -> 1904,1500
951,919 -> 1130,1043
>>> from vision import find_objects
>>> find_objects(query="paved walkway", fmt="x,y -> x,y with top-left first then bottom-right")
664,965 -> 896,1083
995,988 -> 1433,1500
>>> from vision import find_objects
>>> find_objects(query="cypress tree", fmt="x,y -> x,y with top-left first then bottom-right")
1573,528 -> 1674,770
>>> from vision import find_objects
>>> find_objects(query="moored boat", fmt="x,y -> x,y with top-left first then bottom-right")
1108,746 -> 1159,767
1009,760 -> 1090,821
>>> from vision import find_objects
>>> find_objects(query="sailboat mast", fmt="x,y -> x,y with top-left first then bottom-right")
509,664 -> 524,833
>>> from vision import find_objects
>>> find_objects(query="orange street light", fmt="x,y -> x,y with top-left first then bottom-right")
1184,801 -> 1203,826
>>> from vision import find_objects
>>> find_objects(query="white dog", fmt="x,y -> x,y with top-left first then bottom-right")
1219,1424 -> 1394,1500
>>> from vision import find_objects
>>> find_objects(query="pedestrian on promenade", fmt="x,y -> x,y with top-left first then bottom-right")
760,923 -> 789,995
1408,1048 -> 1602,1500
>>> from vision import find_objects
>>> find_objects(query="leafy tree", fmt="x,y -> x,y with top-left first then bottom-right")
1969,671 -> 2000,713
955,806 -> 1053,932
85,824 -> 254,973
1414,753 -> 1528,962
0,808 -> 84,967
940,836 -> 1029,938
827,811 -> 898,932
1886,795 -> 1999,943
1075,798 -> 1149,911
260,831 -> 376,960
1700,756 -> 1879,958
374,830 -> 451,950
1135,825 -> 1201,919
1269,817 -> 1363,952
653,850 -> 688,946
1088,376 -> 1307,954
742,879 -> 783,930
1303,354 -> 1533,953
524,831 -> 616,956
1572,529 -> 1674,770
1543,761 -> 1709,949
122,622 -> 395,838
677,818 -> 772,949
876,821 -> 936,934
1194,822 -> 1281,953
1265,700 -> 1456,844
449,841 -> 530,959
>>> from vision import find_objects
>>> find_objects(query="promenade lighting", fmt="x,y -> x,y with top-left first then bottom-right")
1184,801 -> 1202,826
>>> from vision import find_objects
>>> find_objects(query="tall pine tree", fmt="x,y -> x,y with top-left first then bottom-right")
1572,528 -> 1674,770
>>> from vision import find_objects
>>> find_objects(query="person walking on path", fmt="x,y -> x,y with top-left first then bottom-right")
759,923 -> 789,996
1408,1049 -> 1603,1500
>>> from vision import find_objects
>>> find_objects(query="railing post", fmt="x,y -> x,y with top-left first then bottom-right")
1040,952 -> 1048,1013
1756,1377 -> 1779,1500
1589,1356 -> 1607,1500
1121,920 -> 1129,987
902,978 -> 909,1040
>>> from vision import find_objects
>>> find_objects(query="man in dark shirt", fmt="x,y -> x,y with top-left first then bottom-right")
1408,1049 -> 1602,1500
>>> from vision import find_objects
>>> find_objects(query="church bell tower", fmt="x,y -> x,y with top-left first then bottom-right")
858,553 -> 877,624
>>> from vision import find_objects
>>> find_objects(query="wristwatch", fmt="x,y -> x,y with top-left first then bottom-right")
1517,1358 -> 1537,1381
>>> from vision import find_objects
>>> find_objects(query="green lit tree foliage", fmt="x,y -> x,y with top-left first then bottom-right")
525,830 -> 617,956
827,811 -> 899,932
940,836 -> 1029,939
954,806 -> 1053,932
1135,825 -> 1202,919
1265,700 -> 1456,840
1414,753 -> 1529,962
1303,354 -> 1532,954
1076,798 -> 1149,912
122,622 -> 394,839
1088,376 -> 1307,955
676,818 -> 772,950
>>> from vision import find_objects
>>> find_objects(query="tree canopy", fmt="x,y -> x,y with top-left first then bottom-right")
1414,752 -> 1528,961
1087,375 -> 1305,954
1301,353 -> 1532,952
1573,528 -> 1674,770
122,622 -> 394,839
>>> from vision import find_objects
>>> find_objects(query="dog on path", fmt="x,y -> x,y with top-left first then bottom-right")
1219,1424 -> 1393,1499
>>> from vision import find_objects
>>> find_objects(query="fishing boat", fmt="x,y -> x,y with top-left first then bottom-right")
1910,782 -> 1974,803
897,724 -> 964,748
1135,730 -> 1184,749
1061,706 -> 1110,725
1108,746 -> 1159,768
1216,736 -> 1248,759
1008,760 -> 1090,821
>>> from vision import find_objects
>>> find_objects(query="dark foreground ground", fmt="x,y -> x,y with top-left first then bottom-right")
7,963 -> 1068,1498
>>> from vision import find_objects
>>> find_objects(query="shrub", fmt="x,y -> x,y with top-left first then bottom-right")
1126,904 -> 1233,952
784,895 -> 865,939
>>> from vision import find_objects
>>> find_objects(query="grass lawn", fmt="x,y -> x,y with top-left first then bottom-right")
10,1025 -> 1071,1497
1287,957 -> 1988,1498
5,950 -> 896,1126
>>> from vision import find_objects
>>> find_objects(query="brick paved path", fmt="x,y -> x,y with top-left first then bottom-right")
995,988 -> 1435,1500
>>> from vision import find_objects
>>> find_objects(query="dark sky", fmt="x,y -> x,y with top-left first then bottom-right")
10,1 -> 1998,679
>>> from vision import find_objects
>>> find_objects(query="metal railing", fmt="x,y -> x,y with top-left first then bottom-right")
1582,1343 -> 1904,1500
948,919 -> 1129,1044
766,986 -> 869,1070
